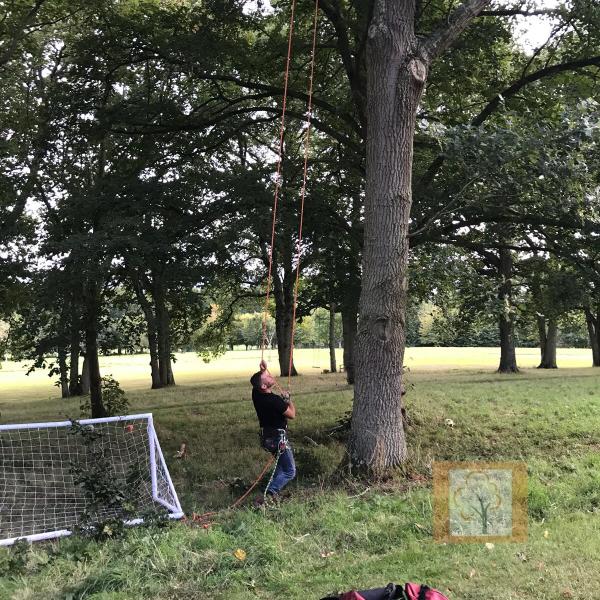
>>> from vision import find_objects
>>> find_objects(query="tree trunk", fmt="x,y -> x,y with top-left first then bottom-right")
167,357 -> 175,386
584,307 -> 600,367
148,327 -> 162,389
537,317 -> 558,369
272,266 -> 297,378
68,349 -> 81,396
81,355 -> 90,395
68,307 -> 82,395
86,330 -> 105,418
57,344 -> 70,398
341,300 -> 358,384
83,286 -> 106,418
274,301 -> 297,377
349,6 -> 428,473
129,267 -> 162,389
497,248 -> 518,373
154,277 -> 175,387
329,302 -> 337,373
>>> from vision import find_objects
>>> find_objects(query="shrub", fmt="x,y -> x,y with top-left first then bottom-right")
80,375 -> 129,417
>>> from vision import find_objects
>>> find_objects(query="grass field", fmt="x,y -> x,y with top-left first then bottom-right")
1,348 -> 600,599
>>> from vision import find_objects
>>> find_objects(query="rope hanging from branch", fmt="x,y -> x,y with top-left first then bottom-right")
261,0 -> 297,361
261,0 -> 320,392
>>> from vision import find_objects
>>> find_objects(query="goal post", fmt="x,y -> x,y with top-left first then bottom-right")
0,413 -> 183,547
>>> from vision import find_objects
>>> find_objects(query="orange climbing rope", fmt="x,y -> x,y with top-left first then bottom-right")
261,0 -> 320,393
261,0 -> 298,360
189,4 -> 320,527
186,453 -> 275,527
287,0 -> 319,389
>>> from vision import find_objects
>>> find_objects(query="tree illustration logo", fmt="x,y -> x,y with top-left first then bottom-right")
433,462 -> 527,543
451,469 -> 511,536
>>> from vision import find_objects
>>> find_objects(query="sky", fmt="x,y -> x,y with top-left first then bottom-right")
243,0 -> 565,53
513,0 -> 563,51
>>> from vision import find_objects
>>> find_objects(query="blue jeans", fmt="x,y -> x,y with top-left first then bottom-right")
266,447 -> 296,495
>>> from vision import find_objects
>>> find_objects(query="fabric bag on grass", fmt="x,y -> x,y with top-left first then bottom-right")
320,582 -> 450,600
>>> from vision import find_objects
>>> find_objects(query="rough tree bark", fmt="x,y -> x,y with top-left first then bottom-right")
348,0 -> 491,473
329,302 -> 337,373
584,307 -> 600,367
537,316 -> 558,369
497,248 -> 519,373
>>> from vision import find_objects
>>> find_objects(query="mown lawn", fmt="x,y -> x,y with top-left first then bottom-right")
1,348 -> 600,599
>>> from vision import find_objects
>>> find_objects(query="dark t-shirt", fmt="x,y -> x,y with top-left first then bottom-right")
252,388 -> 288,431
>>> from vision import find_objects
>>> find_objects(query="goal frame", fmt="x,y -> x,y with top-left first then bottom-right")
0,413 -> 184,546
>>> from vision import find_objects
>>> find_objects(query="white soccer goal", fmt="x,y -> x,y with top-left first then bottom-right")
0,413 -> 183,546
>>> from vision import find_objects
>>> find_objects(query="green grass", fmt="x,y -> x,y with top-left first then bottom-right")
1,348 -> 600,599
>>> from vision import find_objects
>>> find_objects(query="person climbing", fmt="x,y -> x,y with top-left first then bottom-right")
250,359 -> 296,503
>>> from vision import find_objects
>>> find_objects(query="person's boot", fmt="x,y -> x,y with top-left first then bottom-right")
253,491 -> 279,508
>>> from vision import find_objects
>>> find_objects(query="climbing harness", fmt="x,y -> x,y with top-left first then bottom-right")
260,428 -> 289,502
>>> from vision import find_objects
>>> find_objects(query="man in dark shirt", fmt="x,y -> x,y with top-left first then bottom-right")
250,360 -> 296,500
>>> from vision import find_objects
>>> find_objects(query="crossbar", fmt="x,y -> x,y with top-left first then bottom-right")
0,413 -> 154,431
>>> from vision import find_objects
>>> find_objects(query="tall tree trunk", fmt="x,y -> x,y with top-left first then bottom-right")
68,306 -> 82,395
272,268 -> 297,378
81,355 -> 90,395
154,275 -> 175,387
584,307 -> 600,367
148,328 -> 162,388
69,348 -> 81,396
83,287 -> 106,418
167,357 -> 175,386
497,248 -> 518,373
341,300 -> 358,384
274,300 -> 297,377
327,0 -> 490,473
349,6 -> 429,473
329,302 -> 337,373
129,267 -> 162,389
537,316 -> 558,369
57,344 -> 70,398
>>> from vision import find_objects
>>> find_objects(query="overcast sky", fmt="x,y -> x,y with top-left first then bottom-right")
513,0 -> 562,50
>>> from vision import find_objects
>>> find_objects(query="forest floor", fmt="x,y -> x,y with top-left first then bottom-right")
1,348 -> 600,599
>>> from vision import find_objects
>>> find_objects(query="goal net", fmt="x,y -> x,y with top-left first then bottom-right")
0,413 -> 183,546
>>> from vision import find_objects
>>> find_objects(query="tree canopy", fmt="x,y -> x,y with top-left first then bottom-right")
1,0 -> 599,473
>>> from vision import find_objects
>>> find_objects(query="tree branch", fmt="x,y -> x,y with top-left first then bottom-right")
417,54 -> 600,189
420,0 -> 492,64
479,8 -> 561,17
319,0 -> 367,130
182,69 -> 362,135
0,0 -> 48,67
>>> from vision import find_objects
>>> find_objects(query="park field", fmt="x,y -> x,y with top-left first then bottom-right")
0,346 -> 596,406
1,348 -> 600,599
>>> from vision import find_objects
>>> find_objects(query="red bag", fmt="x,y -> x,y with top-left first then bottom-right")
323,582 -> 449,600
404,583 -> 449,600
